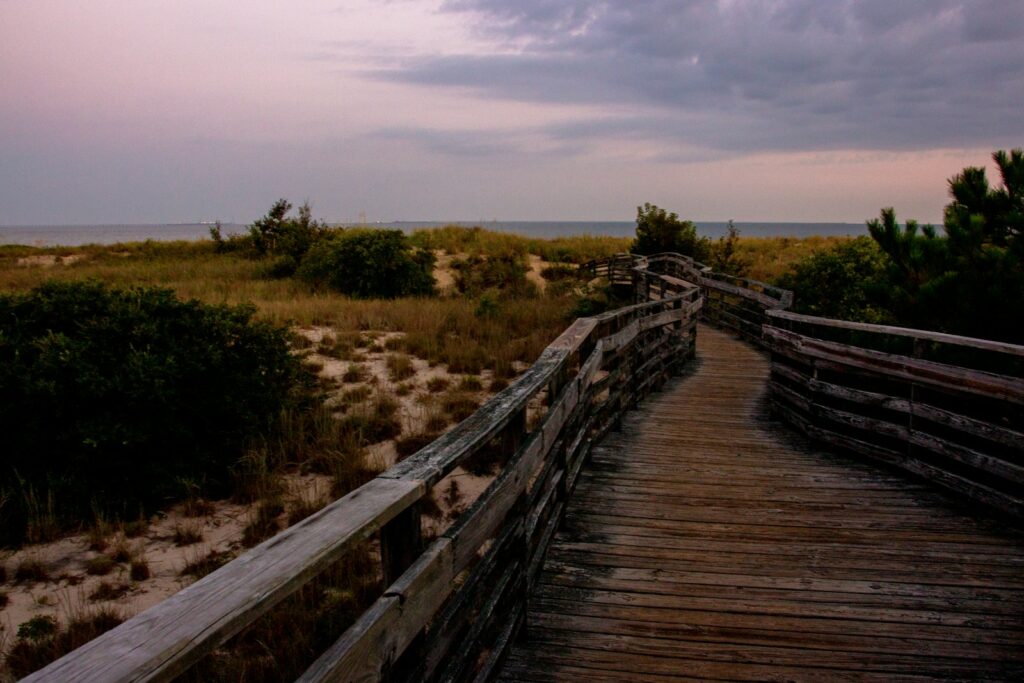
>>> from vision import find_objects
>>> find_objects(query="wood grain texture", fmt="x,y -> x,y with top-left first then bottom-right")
498,324 -> 1024,682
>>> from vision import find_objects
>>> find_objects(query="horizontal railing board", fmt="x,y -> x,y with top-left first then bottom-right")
768,309 -> 1024,358
23,477 -> 424,683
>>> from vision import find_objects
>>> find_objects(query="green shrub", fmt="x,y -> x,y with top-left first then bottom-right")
776,237 -> 893,323
631,202 -> 711,260
0,280 -> 303,546
297,229 -> 435,298
451,252 -> 533,296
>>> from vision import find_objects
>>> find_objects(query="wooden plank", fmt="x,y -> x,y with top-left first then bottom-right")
299,538 -> 456,682
500,323 -> 1024,682
25,477 -> 424,683
767,308 -> 1024,358
765,325 -> 1024,403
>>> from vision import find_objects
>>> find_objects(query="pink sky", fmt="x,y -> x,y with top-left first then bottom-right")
1,1 -> 1020,225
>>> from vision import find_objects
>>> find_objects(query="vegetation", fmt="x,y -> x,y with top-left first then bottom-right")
776,237 -> 892,322
777,148 -> 1024,344
0,281 -> 304,546
297,229 -> 435,298
865,149 -> 1023,342
631,203 -> 711,260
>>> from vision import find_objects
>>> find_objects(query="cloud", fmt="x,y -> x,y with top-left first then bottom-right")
368,0 -> 1024,155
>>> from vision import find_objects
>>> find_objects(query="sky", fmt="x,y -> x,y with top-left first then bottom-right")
1,0 -> 1022,225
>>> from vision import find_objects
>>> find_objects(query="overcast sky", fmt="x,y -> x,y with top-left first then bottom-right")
2,0 -> 1022,225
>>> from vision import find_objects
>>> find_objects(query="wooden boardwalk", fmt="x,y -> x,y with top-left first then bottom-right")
499,324 -> 1024,682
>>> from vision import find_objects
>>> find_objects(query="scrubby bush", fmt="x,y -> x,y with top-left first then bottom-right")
451,252 -> 533,296
775,237 -> 892,323
631,203 -> 711,260
0,281 -> 303,546
297,229 -> 435,298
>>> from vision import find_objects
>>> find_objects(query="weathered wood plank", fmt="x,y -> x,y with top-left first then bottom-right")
501,324 -> 1024,682
25,477 -> 424,683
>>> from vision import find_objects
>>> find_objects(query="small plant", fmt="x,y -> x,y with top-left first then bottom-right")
342,363 -> 370,384
180,549 -> 233,580
386,353 -> 416,382
338,385 -> 372,405
242,500 -> 285,548
458,375 -> 483,392
121,516 -> 149,538
394,382 -> 414,397
425,414 -> 451,432
394,431 -> 441,461
489,377 -> 510,392
108,540 -> 132,564
17,615 -> 57,641
172,521 -> 204,547
383,336 -> 404,351
442,392 -> 479,422
287,492 -> 329,527
426,376 -> 450,393
7,609 -> 123,678
86,514 -> 112,551
85,555 -> 115,576
130,558 -> 150,581
89,581 -> 130,602
15,558 -> 49,583
337,393 -> 402,446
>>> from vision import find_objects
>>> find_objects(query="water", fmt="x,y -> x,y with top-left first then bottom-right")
0,220 -> 867,247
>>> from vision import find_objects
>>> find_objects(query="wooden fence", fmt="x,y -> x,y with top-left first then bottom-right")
582,252 -> 792,345
764,310 -> 1024,519
26,257 -> 701,682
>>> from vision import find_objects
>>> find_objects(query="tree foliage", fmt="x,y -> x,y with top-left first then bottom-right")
866,148 -> 1024,342
0,281 -> 303,546
631,203 -> 710,260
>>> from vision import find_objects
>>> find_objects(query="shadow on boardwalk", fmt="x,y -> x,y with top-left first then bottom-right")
499,324 -> 1024,682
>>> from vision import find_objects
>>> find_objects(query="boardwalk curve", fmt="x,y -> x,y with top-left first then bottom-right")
499,324 -> 1024,682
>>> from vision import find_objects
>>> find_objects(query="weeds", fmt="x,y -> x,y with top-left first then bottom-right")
458,375 -> 483,392
385,354 -> 415,382
394,431 -> 441,461
172,521 -> 204,547
7,609 -> 124,679
85,555 -> 115,576
426,377 -> 449,393
89,581 -> 130,602
242,500 -> 285,548
180,549 -> 234,580
130,558 -> 150,581
341,363 -> 369,384
15,559 -> 49,583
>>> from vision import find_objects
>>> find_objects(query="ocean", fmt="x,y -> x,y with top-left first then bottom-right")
0,220 -> 868,247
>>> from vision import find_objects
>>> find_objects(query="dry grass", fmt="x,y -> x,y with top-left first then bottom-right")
735,235 -> 854,283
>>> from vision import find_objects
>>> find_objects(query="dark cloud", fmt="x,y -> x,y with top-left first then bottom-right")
371,0 -> 1024,155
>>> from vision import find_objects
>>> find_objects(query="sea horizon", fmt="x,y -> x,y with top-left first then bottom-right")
0,220 -> 870,247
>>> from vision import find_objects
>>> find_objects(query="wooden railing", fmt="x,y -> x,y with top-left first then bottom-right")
27,258 -> 702,682
582,252 -> 792,345
764,310 -> 1024,519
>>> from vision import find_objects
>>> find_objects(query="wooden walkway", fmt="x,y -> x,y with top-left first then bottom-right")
499,324 -> 1024,682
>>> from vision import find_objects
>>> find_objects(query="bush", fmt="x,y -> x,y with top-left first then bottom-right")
451,252 -> 533,296
631,203 -> 711,260
776,237 -> 893,323
0,281 -> 303,546
297,229 -> 435,298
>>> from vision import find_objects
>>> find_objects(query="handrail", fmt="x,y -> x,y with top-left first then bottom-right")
27,256 -> 703,682
582,252 -> 792,345
764,309 -> 1024,519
